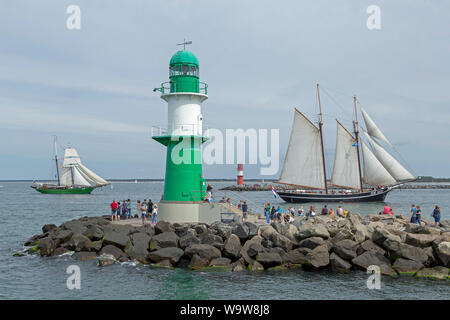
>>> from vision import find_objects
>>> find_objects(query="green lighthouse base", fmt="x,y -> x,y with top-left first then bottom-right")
157,201 -> 224,224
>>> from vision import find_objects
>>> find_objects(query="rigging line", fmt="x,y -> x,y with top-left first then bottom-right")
356,99 -> 416,177
319,86 -> 354,124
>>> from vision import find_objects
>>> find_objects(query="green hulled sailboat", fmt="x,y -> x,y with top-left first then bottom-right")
32,137 -> 109,194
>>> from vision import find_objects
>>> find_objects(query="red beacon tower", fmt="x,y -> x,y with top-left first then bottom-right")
237,164 -> 244,185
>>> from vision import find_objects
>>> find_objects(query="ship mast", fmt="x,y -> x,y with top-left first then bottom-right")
317,84 -> 328,194
353,96 -> 363,191
53,136 -> 61,186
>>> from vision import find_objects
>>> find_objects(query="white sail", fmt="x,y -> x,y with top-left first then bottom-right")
279,109 -> 325,189
361,141 -> 397,186
360,105 -> 391,146
59,148 -> 109,187
330,121 -> 361,189
364,132 -> 415,181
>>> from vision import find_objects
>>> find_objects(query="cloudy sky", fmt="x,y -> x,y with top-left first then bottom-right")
0,0 -> 449,180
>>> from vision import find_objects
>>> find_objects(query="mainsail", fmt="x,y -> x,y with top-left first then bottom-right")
330,121 -> 361,189
360,105 -> 391,146
59,148 -> 109,187
361,140 -> 397,186
363,133 -> 415,182
279,109 -> 325,189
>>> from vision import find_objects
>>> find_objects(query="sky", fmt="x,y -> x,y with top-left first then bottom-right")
0,0 -> 449,180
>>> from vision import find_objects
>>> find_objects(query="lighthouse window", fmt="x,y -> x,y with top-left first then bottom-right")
190,66 -> 197,76
182,65 -> 189,75
169,66 -> 174,76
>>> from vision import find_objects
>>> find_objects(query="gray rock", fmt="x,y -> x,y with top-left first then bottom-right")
249,261 -> 264,271
52,229 -> 73,244
99,245 -> 127,260
103,227 -> 130,249
244,222 -> 259,238
372,227 -> 402,247
149,232 -> 179,251
200,233 -> 224,246
42,224 -> 57,233
405,233 -> 438,248
352,251 -> 397,276
133,224 -> 156,237
256,252 -> 282,268
435,241 -> 450,267
232,223 -> 250,241
125,232 -> 151,263
185,244 -> 222,262
62,220 -> 88,234
155,221 -> 175,234
148,247 -> 184,264
193,224 -> 208,235
383,239 -> 428,264
333,239 -> 359,261
65,234 -> 93,252
296,224 -> 330,241
39,237 -> 56,256
209,257 -> 232,267
271,232 -> 294,252
359,240 -> 386,255
354,224 -> 369,243
304,245 -> 330,269
188,254 -> 209,269
415,266 -> 449,280
247,242 -> 265,258
285,249 -> 308,265
179,233 -> 201,250
83,225 -> 104,241
298,237 -> 325,250
331,229 -> 355,243
223,234 -> 242,260
330,252 -> 352,273
392,258 -> 423,275
51,247 -> 69,256
72,251 -> 97,261
280,224 -> 298,242
98,253 -> 116,266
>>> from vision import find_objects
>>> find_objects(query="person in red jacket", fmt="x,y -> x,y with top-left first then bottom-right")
110,200 -> 118,221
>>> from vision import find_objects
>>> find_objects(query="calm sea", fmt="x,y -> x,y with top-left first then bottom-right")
0,181 -> 448,300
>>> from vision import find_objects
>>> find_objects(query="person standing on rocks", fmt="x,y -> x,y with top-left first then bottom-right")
147,199 -> 153,220
270,206 -> 276,222
110,200 -> 118,221
432,205 -> 441,226
126,199 -> 132,219
242,201 -> 248,223
141,200 -> 148,225
116,202 -> 121,221
337,205 -> 344,217
410,204 -> 417,223
416,206 -> 422,225
152,203 -> 158,225
207,184 -> 213,199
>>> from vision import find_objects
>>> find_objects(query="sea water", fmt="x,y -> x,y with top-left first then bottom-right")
0,181 -> 448,300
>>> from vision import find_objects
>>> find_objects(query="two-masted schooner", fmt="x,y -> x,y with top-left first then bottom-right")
276,84 -> 415,203
31,137 -> 109,194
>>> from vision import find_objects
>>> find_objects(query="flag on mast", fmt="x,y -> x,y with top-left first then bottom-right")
270,185 -> 278,198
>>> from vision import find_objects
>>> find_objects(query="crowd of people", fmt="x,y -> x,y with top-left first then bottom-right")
410,204 -> 441,226
109,199 -> 158,225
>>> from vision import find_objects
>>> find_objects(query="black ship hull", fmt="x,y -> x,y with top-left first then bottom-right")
277,187 -> 391,203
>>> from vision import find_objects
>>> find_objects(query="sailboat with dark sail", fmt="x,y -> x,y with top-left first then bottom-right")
276,85 -> 415,203
31,137 -> 109,194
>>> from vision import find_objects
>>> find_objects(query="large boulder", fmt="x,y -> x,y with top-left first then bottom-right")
405,233 -> 438,248
285,249 -> 308,265
260,225 -> 277,241
280,224 -> 298,242
209,257 -> 232,267
405,224 -> 441,236
352,251 -> 397,276
330,252 -> 352,273
271,232 -> 294,252
188,254 -> 209,269
392,258 -> 423,276
244,222 -> 259,238
435,242 -> 450,267
103,227 -> 130,249
42,224 -> 57,233
296,224 -> 330,241
98,253 -> 116,266
383,239 -> 428,264
184,244 -> 222,262
246,242 -> 265,259
125,232 -> 151,264
298,237 -> 325,250
155,221 -> 175,234
232,223 -> 250,241
256,252 -> 282,268
354,224 -> 370,243
62,220 -> 88,234
200,233 -> 223,246
52,229 -> 73,244
332,239 -> 358,261
303,245 -> 330,269
239,236 -> 262,265
65,234 -> 93,252
179,233 -> 201,250
416,266 -> 449,280
99,245 -> 127,260
223,234 -> 242,260
359,240 -> 386,256
372,227 -> 402,247
331,229 -> 355,243
73,251 -> 97,261
210,222 -> 233,241
83,225 -> 104,241
39,237 -> 57,256
148,247 -> 184,264
133,224 -> 156,237
149,232 -> 178,251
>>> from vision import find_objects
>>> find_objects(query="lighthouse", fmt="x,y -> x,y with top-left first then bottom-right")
152,43 -> 221,223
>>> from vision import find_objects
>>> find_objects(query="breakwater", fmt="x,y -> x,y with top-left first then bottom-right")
18,214 -> 450,280
220,184 -> 450,191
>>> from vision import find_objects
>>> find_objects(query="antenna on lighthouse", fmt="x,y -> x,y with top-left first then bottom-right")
177,39 -> 192,50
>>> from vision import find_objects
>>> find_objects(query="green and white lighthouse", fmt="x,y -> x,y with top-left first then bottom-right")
153,43 -> 220,223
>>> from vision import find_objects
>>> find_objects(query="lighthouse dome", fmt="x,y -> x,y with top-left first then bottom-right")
170,50 -> 199,66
